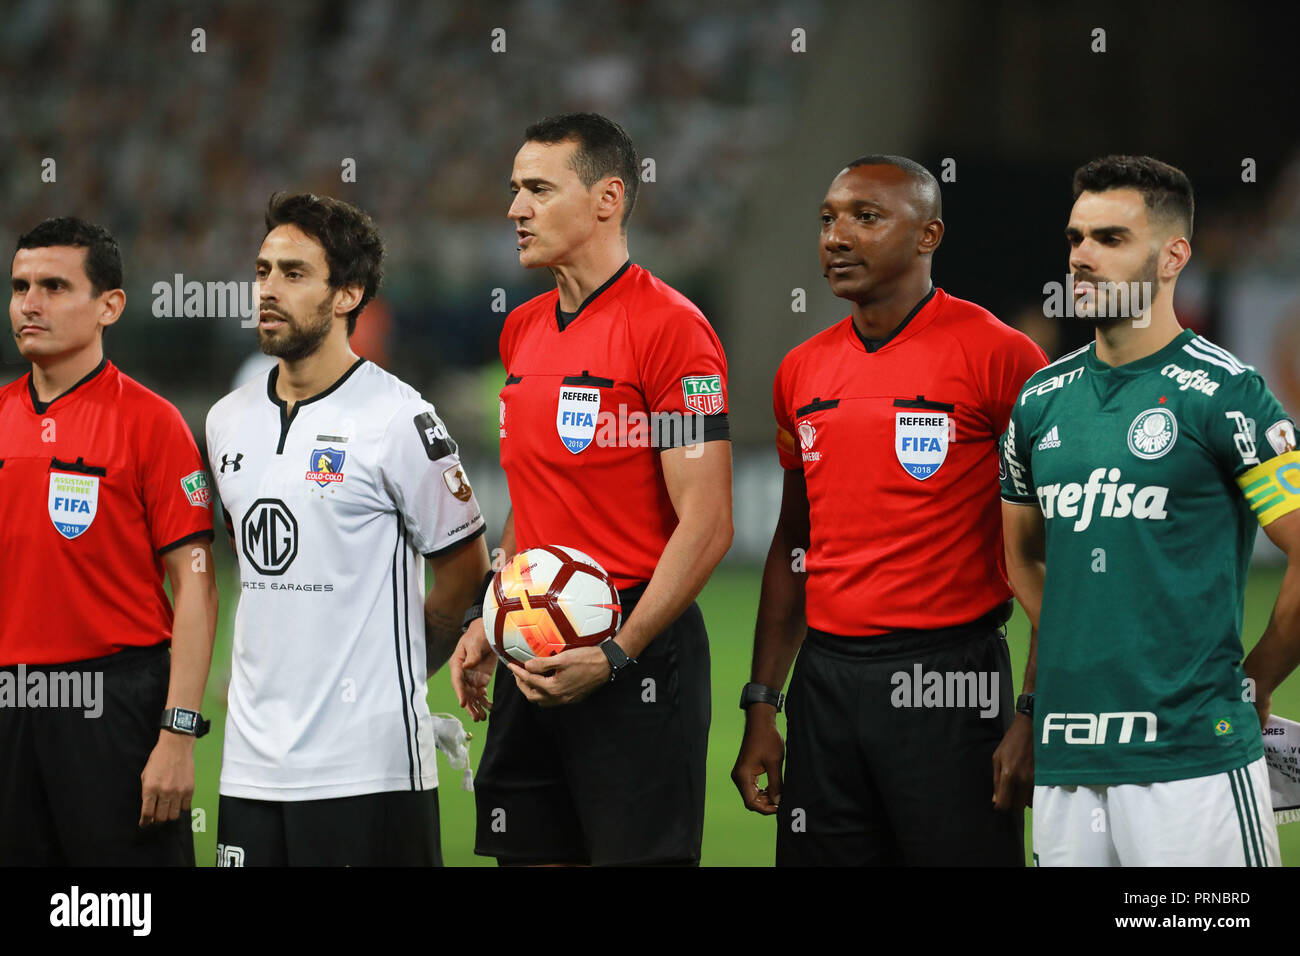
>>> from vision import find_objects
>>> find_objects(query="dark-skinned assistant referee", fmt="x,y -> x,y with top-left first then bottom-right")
732,157 -> 1047,866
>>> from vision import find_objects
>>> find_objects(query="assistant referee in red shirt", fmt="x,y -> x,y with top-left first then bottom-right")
731,158 -> 1046,865
451,113 -> 733,866
0,219 -> 218,865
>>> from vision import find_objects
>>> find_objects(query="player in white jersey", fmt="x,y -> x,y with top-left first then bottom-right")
207,193 -> 490,866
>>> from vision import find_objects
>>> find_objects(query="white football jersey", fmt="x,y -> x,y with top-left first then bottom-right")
206,359 -> 485,800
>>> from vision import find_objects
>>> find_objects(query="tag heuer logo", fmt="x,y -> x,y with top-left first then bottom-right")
181,470 -> 211,507
1128,408 -> 1177,460
681,375 -> 724,415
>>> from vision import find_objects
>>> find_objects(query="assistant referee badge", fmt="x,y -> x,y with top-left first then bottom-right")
48,470 -> 99,540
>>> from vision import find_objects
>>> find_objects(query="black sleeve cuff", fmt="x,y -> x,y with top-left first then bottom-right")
655,412 -> 730,448
423,522 -> 487,559
999,493 -> 1038,505
158,529 -> 216,556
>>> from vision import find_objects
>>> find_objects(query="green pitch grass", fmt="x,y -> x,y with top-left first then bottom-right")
193,552 -> 1299,866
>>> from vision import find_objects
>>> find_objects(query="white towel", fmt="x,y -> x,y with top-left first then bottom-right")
431,712 -> 475,792
1263,714 -> 1300,825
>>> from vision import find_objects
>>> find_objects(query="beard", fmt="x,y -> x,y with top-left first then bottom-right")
257,294 -> 334,361
1074,249 -> 1160,327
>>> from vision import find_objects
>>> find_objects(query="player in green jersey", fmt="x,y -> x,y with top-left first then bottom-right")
1000,155 -> 1300,865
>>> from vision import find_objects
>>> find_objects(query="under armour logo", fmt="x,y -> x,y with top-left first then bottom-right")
220,453 -> 243,473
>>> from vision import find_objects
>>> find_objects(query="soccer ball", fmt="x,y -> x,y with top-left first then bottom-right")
484,546 -> 621,664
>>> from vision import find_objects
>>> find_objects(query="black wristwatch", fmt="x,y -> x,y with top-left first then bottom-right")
462,569 -> 498,632
599,639 -> 636,682
740,682 -> 786,713
160,707 -> 210,738
1015,692 -> 1035,718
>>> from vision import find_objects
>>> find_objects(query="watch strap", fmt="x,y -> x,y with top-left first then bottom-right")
599,639 -> 635,681
462,568 -> 498,632
160,707 -> 210,738
740,682 -> 786,712
1015,692 -> 1035,718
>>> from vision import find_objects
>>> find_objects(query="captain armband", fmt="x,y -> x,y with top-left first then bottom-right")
1238,450 -> 1300,527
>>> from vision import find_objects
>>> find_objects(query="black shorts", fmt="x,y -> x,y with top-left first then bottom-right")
776,614 -> 1024,866
0,643 -> 194,866
216,789 -> 441,866
474,590 -> 710,866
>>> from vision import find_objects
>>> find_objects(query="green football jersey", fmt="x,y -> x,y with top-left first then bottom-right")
1000,328 -> 1297,785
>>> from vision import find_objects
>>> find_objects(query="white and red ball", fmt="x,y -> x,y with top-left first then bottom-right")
484,546 -> 621,664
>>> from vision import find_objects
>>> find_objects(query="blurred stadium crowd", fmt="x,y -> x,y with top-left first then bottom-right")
0,0 -> 820,398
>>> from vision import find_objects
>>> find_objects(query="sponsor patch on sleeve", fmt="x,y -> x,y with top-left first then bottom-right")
442,464 -> 474,502
181,470 -> 211,508
1266,419 -> 1297,457
1238,450 -> 1300,527
414,411 -> 457,461
682,375 -> 724,415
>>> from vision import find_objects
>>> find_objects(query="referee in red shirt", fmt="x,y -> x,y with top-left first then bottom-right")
451,113 -> 733,866
0,219 -> 218,865
731,158 -> 1046,865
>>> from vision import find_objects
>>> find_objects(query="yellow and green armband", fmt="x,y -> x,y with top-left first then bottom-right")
1238,450 -> 1300,526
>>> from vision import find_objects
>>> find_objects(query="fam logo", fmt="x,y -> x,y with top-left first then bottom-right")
306,448 -> 345,486
1128,408 -> 1177,460
241,498 -> 298,575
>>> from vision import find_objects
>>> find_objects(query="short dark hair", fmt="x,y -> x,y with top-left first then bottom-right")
1072,155 -> 1194,238
14,217 -> 123,296
844,155 -> 942,219
525,112 -> 639,228
264,192 -> 385,335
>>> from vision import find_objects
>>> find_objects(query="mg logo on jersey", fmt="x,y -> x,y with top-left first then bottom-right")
895,412 -> 950,480
681,375 -> 724,415
241,498 -> 298,575
556,386 -> 600,454
48,471 -> 99,540
1041,711 -> 1158,745
1128,408 -> 1178,460
306,447 -> 345,486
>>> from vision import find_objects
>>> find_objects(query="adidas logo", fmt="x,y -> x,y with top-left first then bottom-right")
1037,425 -> 1062,451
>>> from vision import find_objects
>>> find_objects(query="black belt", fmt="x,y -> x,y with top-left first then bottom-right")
805,599 -> 1014,660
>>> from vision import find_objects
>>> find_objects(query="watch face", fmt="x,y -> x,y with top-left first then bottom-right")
174,711 -> 197,732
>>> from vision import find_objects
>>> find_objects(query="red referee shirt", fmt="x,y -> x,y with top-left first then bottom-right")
774,287 -> 1046,635
0,359 -> 214,666
499,262 -> 729,590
